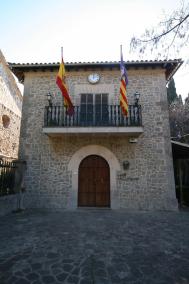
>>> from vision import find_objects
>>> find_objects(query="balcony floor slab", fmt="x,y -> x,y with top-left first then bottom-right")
42,126 -> 144,137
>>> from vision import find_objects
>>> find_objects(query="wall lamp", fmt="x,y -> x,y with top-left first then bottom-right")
129,138 -> 138,143
47,92 -> 52,106
134,91 -> 140,106
123,160 -> 130,170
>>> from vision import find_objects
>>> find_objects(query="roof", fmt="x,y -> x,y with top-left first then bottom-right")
9,59 -> 183,83
171,140 -> 189,159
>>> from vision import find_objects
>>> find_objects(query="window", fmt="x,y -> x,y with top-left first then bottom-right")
80,93 -> 93,125
80,94 -> 108,126
2,115 -> 10,128
95,94 -> 108,125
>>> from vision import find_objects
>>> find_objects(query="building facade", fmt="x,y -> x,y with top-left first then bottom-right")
0,50 -> 22,159
11,59 -> 182,210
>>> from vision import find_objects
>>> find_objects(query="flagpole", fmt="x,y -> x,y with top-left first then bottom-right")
60,46 -> 64,115
61,46 -> 63,61
120,44 -> 123,62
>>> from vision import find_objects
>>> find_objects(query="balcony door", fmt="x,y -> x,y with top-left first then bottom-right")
78,155 -> 110,207
80,93 -> 108,126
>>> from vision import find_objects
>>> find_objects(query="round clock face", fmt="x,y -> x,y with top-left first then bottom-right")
88,73 -> 100,84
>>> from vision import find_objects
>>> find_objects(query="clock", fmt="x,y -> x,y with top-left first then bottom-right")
88,73 -> 100,84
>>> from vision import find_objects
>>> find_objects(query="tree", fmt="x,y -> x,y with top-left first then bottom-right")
183,95 -> 189,142
169,94 -> 189,142
130,1 -> 189,59
167,78 -> 178,104
169,96 -> 184,139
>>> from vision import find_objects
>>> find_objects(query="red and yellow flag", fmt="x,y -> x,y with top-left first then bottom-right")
120,45 -> 129,116
56,58 -> 74,116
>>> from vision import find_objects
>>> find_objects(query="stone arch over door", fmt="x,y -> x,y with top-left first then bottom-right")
68,145 -> 121,209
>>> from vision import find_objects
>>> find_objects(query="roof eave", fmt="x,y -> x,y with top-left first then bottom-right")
9,59 -> 183,83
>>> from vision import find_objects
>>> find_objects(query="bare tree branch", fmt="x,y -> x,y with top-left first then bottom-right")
138,14 -> 189,43
130,1 -> 189,59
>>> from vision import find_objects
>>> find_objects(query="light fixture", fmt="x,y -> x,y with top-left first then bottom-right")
47,92 -> 52,106
134,91 -> 140,106
129,138 -> 138,143
123,160 -> 130,170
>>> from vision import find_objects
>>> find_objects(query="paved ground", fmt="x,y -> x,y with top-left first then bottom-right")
0,209 -> 189,284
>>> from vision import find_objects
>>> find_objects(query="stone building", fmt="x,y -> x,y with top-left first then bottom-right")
10,59 -> 182,210
0,50 -> 22,159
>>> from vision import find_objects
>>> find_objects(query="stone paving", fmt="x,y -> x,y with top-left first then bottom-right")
0,209 -> 189,284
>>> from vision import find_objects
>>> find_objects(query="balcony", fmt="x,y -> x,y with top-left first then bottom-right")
43,105 -> 143,136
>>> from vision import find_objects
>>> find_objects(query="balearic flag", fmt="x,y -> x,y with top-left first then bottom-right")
119,45 -> 129,116
56,57 -> 74,116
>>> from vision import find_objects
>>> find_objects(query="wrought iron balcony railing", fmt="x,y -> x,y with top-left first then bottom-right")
44,105 -> 142,127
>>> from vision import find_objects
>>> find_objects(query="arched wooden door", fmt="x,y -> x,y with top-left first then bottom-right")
78,155 -> 110,207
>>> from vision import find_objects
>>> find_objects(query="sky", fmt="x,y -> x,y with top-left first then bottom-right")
1,0 -> 188,100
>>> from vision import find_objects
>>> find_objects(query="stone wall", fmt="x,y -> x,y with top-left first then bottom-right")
0,50 -> 22,159
0,104 -> 21,158
19,67 -> 177,210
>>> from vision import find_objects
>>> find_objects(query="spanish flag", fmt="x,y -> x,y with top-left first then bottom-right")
120,45 -> 129,116
56,58 -> 74,116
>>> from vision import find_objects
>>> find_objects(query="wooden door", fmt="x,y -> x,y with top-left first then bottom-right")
78,155 -> 110,207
